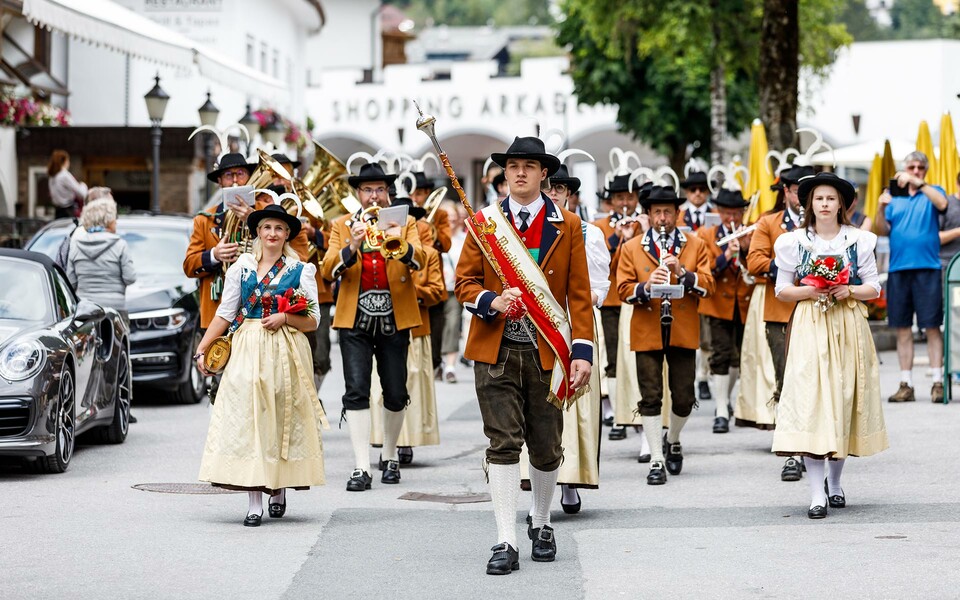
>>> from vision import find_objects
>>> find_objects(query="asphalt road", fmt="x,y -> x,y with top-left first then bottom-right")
3,341 -> 959,600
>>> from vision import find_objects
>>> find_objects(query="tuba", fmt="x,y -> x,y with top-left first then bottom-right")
301,141 -> 354,222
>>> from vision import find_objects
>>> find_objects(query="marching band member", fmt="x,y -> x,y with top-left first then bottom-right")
455,137 -> 593,574
591,171 -> 641,440
696,181 -> 754,434
412,171 -> 452,379
746,162 -> 813,481
617,185 -> 714,485
322,162 -> 424,492
679,160 -> 716,402
300,211 -> 334,396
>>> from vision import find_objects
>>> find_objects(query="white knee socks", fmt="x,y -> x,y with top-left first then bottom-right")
711,373 -> 731,419
806,458 -> 827,509
667,413 -> 689,444
639,425 -> 651,456
247,491 -> 263,517
530,465 -> 559,529
641,415 -> 664,463
382,408 -> 406,463
345,409 -> 372,472
826,458 -> 845,496
488,463 -> 520,549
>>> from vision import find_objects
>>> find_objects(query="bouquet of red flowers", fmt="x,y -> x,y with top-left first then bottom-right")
800,255 -> 850,312
275,287 -> 316,316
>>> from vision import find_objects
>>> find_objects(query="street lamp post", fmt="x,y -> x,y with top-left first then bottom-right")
144,74 -> 169,213
263,117 -> 285,150
198,91 -> 220,200
239,102 -> 260,155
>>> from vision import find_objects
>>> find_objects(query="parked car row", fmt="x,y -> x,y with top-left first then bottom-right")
0,214 -> 204,473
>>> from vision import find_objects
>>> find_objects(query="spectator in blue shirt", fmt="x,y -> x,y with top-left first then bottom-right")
876,151 -> 948,403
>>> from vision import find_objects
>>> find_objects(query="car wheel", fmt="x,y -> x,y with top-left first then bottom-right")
174,329 -> 206,404
34,368 -> 75,474
94,348 -> 131,444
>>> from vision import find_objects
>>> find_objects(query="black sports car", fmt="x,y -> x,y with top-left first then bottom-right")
0,249 -> 131,473
27,215 -> 205,404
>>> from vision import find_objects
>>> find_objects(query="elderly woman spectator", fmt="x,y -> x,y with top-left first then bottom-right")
65,194 -> 137,319
47,150 -> 88,219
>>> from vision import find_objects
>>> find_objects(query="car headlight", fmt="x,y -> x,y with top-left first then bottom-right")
130,308 -> 189,331
0,340 -> 46,381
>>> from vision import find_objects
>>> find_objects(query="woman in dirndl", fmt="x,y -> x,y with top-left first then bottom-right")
771,172 -> 888,519
196,203 -> 327,526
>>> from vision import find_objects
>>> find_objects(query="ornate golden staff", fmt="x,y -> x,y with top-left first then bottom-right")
414,101 -> 525,319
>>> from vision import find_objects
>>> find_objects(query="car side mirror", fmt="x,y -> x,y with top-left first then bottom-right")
74,300 -> 106,324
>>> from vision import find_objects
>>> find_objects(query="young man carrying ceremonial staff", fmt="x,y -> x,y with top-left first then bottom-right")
321,162 -> 424,491
746,162 -> 812,481
696,185 -> 754,434
453,137 -> 594,574
618,185 -> 714,485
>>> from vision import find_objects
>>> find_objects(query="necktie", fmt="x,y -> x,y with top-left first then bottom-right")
694,211 -> 701,228
518,208 -> 530,233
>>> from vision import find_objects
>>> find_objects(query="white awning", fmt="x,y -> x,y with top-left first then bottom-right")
22,0 -> 288,100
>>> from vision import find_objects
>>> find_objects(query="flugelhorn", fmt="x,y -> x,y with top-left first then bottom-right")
353,206 -> 409,260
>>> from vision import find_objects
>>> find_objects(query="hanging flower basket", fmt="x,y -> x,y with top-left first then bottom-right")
0,91 -> 70,128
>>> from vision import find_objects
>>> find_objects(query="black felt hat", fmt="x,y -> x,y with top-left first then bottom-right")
207,152 -> 258,183
550,165 -> 581,194
798,172 -> 856,209
606,174 -> 636,195
714,188 -> 751,209
271,152 -> 301,169
680,171 -> 709,189
779,164 -> 815,186
247,204 -> 302,239
348,163 -> 398,189
640,185 -> 683,208
490,137 -> 561,176
413,171 -> 435,192
391,196 -> 427,220
637,181 -> 654,202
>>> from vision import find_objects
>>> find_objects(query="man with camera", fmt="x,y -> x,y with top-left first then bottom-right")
875,151 -> 948,403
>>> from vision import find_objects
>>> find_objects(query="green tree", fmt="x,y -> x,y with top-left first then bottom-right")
890,0 -> 945,38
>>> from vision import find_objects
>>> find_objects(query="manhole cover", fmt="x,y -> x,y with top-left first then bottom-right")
132,483 -> 241,495
399,491 -> 491,504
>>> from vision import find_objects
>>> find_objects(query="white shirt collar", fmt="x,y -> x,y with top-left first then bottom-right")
508,195 -> 544,223
787,206 -> 801,225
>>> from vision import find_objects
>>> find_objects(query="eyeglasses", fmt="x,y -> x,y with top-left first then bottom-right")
220,170 -> 249,181
548,184 -> 569,194
359,186 -> 388,196
687,186 -> 708,193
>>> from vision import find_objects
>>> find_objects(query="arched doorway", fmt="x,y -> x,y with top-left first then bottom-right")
409,129 -> 511,209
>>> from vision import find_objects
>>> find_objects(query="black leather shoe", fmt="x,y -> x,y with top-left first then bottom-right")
637,451 -> 651,463
486,543 -> 519,575
824,480 -> 846,508
243,512 -> 262,527
398,447 -> 414,465
526,515 -> 534,540
560,490 -> 581,514
663,434 -> 683,475
129,414 -> 138,424
268,498 -> 286,518
531,525 -> 557,562
698,380 -> 712,400
646,461 -> 667,485
807,505 -> 828,519
608,425 -> 627,440
381,460 -> 401,484
346,469 -> 372,492
713,416 -> 729,434
781,458 -> 803,482
602,415 -> 614,427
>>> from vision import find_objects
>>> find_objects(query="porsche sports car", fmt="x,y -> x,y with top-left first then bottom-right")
0,249 -> 131,473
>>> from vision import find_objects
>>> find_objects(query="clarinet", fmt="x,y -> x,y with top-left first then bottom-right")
658,226 -> 674,327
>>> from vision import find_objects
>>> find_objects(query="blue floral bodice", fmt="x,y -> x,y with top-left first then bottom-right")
796,234 -> 862,285
238,262 -> 304,318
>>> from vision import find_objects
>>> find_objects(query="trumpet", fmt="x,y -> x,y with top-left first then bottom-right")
353,206 -> 409,260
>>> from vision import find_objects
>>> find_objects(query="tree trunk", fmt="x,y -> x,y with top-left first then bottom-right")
759,0 -> 799,152
709,0 -> 727,165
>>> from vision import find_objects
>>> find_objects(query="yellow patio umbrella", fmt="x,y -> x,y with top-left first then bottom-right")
881,139 -> 897,183
863,152 -> 883,224
916,120 -> 938,181
936,111 -> 959,191
744,119 -> 775,223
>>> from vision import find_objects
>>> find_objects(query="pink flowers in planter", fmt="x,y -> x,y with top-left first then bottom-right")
0,92 -> 70,128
